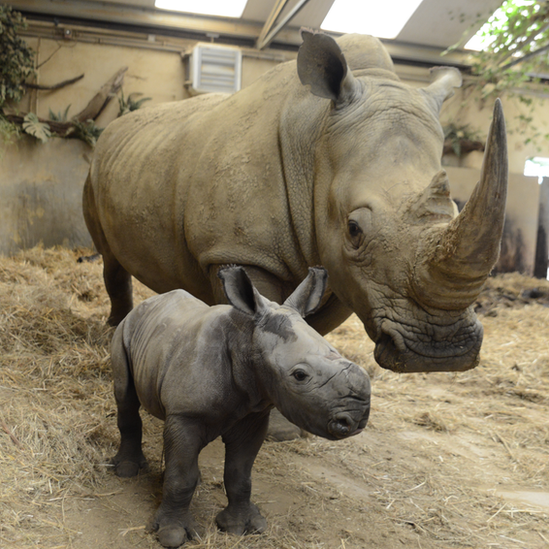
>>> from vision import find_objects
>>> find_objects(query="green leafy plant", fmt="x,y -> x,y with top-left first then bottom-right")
117,91 -> 151,117
443,123 -> 485,157
22,112 -> 51,143
70,119 -> 103,147
0,112 -> 21,145
48,105 -> 72,122
445,1 -> 549,149
447,1 -> 549,93
0,5 -> 35,110
470,1 -> 549,97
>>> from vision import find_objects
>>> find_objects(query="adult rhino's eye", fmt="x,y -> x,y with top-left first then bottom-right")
292,369 -> 309,382
348,220 -> 363,247
348,220 -> 362,238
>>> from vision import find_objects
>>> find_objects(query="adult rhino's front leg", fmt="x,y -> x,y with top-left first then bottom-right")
153,416 -> 205,548
217,411 -> 270,535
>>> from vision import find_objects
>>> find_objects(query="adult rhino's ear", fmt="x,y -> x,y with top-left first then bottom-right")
422,66 -> 462,112
297,30 -> 360,106
218,266 -> 266,316
284,267 -> 327,317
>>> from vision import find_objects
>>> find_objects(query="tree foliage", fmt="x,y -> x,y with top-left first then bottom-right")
454,1 -> 549,98
0,5 -> 35,110
444,1 -> 549,149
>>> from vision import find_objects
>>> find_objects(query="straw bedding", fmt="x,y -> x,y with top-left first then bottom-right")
0,247 -> 547,549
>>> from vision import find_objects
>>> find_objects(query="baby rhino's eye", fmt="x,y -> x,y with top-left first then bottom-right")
292,369 -> 309,382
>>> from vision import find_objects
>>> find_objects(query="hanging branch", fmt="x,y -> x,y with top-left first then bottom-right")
491,16 -> 549,69
73,66 -> 127,122
25,73 -> 84,90
5,113 -> 71,135
500,42 -> 549,71
36,43 -> 62,69
4,67 -> 129,142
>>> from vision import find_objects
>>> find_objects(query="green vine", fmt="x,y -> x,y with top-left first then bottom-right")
444,1 -> 549,150
0,5 -> 35,110
0,7 -> 151,147
468,1 -> 549,97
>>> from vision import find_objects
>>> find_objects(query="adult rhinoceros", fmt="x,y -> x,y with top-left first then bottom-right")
83,31 -> 507,375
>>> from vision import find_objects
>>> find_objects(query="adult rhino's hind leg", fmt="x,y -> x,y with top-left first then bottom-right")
103,256 -> 133,326
83,174 -> 133,325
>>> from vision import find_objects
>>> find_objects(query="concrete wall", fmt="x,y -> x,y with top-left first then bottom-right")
0,136 -> 92,254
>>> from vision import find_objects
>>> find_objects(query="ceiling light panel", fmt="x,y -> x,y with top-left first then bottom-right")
155,0 -> 248,18
321,0 -> 424,39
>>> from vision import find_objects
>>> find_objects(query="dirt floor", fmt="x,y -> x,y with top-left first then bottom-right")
1,247 -> 548,549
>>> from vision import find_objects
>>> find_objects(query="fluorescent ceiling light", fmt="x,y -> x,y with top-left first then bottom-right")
321,0 -> 423,39
155,0 -> 247,18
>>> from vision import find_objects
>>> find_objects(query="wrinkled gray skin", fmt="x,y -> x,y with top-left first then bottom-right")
110,266 -> 370,547
84,31 -> 508,377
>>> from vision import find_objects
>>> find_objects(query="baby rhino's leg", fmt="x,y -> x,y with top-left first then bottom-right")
217,411 -> 270,535
153,416 -> 206,548
111,328 -> 148,477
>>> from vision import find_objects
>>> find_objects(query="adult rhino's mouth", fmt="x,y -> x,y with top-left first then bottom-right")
373,317 -> 483,373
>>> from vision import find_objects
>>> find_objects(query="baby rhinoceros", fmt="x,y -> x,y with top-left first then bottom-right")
110,266 -> 371,547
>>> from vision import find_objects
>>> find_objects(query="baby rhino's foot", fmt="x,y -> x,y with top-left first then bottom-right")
111,451 -> 149,477
216,502 -> 267,536
153,511 -> 201,548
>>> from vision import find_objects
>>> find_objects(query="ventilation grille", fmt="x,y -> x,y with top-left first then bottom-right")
190,45 -> 242,94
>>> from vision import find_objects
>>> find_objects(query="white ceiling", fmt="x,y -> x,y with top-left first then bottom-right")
10,0 -> 504,52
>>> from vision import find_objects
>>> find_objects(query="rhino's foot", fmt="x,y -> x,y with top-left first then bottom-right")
216,502 -> 267,535
152,513 -> 201,548
111,452 -> 149,478
266,409 -> 309,442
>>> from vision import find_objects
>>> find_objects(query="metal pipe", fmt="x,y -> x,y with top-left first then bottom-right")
257,0 -> 311,50
256,0 -> 292,50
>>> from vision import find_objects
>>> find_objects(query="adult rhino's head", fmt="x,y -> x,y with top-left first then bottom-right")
218,266 -> 370,440
297,32 -> 508,373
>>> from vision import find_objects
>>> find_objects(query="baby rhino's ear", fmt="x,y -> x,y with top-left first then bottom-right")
284,267 -> 327,317
218,266 -> 268,316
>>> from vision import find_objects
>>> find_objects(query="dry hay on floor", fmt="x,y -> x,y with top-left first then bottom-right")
0,247 -> 548,549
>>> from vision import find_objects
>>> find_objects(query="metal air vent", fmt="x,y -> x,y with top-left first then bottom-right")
190,44 -> 242,94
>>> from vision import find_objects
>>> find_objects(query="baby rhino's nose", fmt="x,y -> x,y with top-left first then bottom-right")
328,413 -> 354,438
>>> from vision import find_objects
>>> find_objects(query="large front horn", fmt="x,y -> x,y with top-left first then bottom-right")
414,99 -> 508,310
